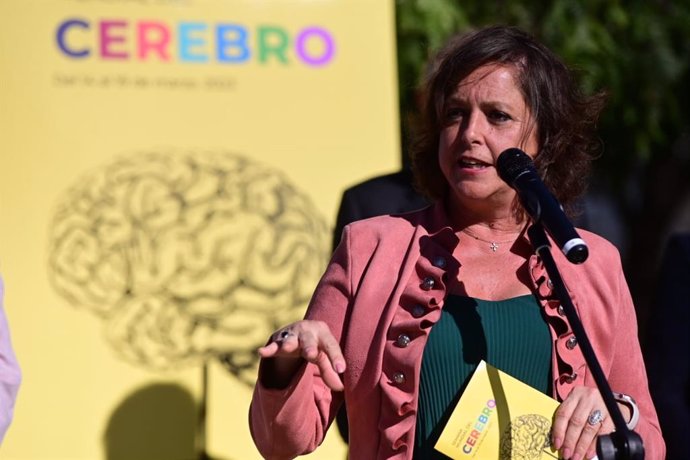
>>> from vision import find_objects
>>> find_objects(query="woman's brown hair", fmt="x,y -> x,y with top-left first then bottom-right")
411,25 -> 607,213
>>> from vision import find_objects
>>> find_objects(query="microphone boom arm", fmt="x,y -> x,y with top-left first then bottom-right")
527,223 -> 644,460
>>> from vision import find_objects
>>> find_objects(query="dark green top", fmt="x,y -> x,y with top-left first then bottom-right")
413,294 -> 552,459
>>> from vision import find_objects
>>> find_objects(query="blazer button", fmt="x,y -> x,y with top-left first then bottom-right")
421,277 -> 435,290
412,305 -> 425,318
432,256 -> 446,269
393,372 -> 406,385
557,305 -> 565,316
547,279 -> 554,289
566,336 -> 578,350
396,334 -> 411,348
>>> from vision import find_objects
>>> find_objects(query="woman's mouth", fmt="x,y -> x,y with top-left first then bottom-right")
458,158 -> 492,169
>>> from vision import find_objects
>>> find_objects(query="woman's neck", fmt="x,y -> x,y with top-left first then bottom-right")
444,195 -> 526,234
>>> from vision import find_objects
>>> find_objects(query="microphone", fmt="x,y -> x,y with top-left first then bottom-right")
496,148 -> 588,264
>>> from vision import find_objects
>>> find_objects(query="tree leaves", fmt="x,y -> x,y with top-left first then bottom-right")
395,0 -> 690,183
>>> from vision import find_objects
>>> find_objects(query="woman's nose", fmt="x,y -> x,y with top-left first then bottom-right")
460,111 -> 484,145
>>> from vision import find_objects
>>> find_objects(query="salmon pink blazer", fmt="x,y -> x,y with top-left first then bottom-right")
250,203 -> 664,460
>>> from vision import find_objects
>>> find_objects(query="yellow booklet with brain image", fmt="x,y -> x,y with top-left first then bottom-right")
435,360 -> 561,459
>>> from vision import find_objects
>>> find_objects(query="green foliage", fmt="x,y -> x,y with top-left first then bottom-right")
395,0 -> 690,183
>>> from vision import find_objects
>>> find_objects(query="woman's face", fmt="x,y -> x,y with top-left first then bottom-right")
438,63 -> 539,211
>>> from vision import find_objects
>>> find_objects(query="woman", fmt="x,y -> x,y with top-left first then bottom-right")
250,26 -> 664,460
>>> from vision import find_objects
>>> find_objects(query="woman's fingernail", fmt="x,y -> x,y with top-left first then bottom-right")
552,437 -> 562,449
335,362 -> 345,373
562,448 -> 572,459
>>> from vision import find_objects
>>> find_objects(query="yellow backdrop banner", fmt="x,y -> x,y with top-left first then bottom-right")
0,0 -> 399,458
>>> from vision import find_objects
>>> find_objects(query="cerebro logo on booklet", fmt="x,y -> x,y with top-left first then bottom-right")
435,360 -> 560,459
462,399 -> 496,454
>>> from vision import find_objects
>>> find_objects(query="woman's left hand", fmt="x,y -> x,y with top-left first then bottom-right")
551,386 -> 615,460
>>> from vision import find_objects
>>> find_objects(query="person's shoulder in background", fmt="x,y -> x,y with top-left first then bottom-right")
333,170 -> 430,250
644,232 -> 690,460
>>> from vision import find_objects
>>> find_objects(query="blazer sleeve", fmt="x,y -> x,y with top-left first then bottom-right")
249,226 -> 353,460
604,265 -> 665,459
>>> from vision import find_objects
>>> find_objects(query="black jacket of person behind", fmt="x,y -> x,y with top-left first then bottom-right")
644,232 -> 690,460
333,169 -> 430,249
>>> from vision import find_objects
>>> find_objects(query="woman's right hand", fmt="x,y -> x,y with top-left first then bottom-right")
258,320 -> 346,391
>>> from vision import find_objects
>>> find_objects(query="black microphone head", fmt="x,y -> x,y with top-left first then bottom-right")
496,148 -> 536,184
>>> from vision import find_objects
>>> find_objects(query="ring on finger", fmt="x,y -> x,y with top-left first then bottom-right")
587,409 -> 604,426
275,329 -> 294,342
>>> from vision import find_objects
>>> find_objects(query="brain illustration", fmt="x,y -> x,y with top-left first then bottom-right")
48,151 -> 329,385
500,414 -> 553,460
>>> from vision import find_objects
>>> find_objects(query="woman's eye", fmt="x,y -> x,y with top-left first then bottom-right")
444,108 -> 464,122
489,111 -> 511,122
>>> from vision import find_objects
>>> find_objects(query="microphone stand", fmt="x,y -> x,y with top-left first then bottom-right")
527,223 -> 644,460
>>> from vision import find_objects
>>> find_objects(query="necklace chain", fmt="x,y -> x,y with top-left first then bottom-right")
460,227 -> 521,252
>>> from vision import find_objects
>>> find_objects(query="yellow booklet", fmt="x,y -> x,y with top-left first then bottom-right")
435,360 -> 560,459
